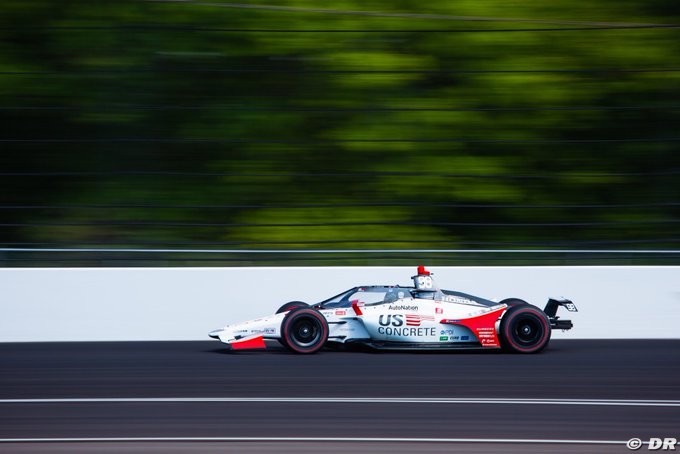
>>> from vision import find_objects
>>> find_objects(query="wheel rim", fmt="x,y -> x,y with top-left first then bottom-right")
290,317 -> 321,347
513,316 -> 542,346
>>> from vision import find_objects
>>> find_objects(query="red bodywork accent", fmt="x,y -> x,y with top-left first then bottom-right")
440,307 -> 505,348
230,334 -> 266,350
417,265 -> 431,275
351,299 -> 363,316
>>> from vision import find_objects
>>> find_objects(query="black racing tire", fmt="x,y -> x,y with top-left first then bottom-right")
499,298 -> 528,307
280,308 -> 329,354
276,302 -> 311,347
276,301 -> 309,314
499,304 -> 551,354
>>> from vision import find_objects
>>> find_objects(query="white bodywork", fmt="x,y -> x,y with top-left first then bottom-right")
210,283 -> 508,348
209,267 -> 576,352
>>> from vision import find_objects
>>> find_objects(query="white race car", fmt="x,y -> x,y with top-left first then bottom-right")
209,266 -> 577,354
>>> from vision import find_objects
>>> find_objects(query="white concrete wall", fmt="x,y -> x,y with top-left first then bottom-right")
1,266 -> 678,342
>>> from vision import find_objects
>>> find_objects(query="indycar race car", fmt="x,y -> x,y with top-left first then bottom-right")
209,266 -> 577,354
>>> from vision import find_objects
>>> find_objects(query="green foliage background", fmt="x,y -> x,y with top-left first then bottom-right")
0,1 -> 678,264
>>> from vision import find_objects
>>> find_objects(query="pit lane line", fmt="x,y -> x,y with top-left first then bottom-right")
2,397 -> 679,407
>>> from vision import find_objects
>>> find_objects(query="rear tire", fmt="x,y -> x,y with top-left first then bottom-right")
500,304 -> 551,353
276,301 -> 309,314
280,308 -> 328,354
499,298 -> 528,307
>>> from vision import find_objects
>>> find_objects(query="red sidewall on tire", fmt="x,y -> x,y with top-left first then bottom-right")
500,305 -> 551,354
280,308 -> 329,354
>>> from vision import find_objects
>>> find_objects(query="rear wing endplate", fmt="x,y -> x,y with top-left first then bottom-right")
544,297 -> 577,331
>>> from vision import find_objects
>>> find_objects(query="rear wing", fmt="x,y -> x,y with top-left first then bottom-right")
544,297 -> 577,331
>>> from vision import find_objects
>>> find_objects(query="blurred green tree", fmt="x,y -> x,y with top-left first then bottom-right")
0,1 -> 678,263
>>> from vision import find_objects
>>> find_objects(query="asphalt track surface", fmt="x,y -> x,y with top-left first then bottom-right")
1,340 -> 679,453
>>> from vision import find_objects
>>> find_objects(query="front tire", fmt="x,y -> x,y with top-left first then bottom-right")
276,301 -> 309,314
500,305 -> 551,353
280,308 -> 329,354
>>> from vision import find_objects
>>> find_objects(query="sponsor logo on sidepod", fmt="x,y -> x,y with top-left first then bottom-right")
378,314 -> 436,337
388,305 -> 419,311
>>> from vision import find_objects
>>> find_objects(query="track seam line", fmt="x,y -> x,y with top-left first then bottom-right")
2,397 -> 679,406
0,437 -> 628,445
